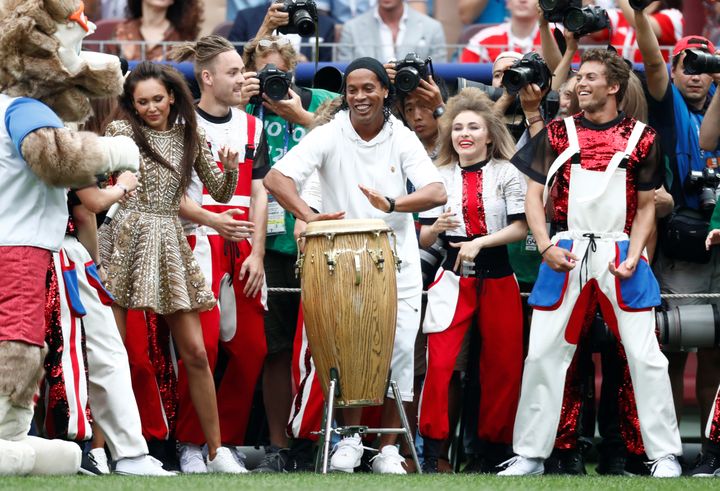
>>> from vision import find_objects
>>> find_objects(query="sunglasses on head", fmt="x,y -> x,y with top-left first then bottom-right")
257,37 -> 292,48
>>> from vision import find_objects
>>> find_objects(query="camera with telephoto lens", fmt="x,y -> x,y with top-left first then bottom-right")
394,53 -> 433,94
565,5 -> 610,38
539,0 -> 581,22
276,0 -> 318,37
502,52 -> 552,95
457,78 -> 505,102
685,168 -> 720,211
683,48 -> 720,75
250,63 -> 293,105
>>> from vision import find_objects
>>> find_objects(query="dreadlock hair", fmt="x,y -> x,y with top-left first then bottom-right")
170,35 -> 237,90
116,61 -> 199,193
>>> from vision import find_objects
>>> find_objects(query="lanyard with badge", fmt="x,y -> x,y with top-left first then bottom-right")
258,105 -> 291,236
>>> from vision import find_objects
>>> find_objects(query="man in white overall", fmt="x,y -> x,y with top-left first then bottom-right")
499,48 -> 683,478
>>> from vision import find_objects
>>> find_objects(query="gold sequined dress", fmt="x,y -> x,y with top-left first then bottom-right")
100,120 -> 238,314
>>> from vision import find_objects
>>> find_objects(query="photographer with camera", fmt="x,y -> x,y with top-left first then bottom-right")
239,34 -> 338,473
228,1 -> 337,62
337,0 -> 447,63
635,7 -> 720,475
498,47 -> 682,478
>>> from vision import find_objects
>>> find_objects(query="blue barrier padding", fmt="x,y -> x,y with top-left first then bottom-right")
129,60 -> 651,91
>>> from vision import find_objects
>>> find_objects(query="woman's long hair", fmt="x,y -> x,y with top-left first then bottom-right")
116,61 -> 199,192
126,0 -> 203,40
436,88 -> 517,167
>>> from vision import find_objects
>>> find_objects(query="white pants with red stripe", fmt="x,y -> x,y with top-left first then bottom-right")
287,294 -> 421,439
513,236 -> 682,460
44,235 -> 148,459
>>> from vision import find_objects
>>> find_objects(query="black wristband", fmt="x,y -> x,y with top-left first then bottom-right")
385,196 -> 396,213
540,243 -> 554,256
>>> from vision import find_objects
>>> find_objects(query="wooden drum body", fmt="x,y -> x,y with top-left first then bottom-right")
298,219 -> 399,407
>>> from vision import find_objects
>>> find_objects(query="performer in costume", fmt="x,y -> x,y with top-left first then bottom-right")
44,180 -> 174,476
265,57 -> 447,474
101,61 -> 245,473
0,0 -> 142,475
169,35 -> 270,473
498,48 -> 682,478
417,88 -> 526,473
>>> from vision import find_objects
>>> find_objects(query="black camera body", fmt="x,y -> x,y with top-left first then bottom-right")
685,168 -> 720,211
251,63 -> 293,105
501,52 -> 552,95
539,0 -> 581,22
276,0 -> 318,37
683,48 -> 720,75
565,5 -> 610,38
395,53 -> 433,93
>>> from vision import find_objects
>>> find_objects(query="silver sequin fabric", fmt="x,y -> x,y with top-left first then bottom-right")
99,120 -> 238,314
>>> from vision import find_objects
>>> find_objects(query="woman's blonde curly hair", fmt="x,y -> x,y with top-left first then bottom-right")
436,88 -> 517,167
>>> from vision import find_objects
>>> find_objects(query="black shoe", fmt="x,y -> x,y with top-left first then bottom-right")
596,454 -> 626,475
558,448 -> 586,475
285,440 -> 315,473
543,452 -> 563,475
422,457 -> 439,474
624,453 -> 650,476
686,452 -> 720,477
253,446 -> 288,473
461,455 -> 483,473
79,450 -> 107,476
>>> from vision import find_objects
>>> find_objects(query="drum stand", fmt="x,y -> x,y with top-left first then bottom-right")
314,377 -> 422,474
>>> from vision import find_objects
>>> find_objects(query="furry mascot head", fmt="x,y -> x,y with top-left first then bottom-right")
0,0 -> 124,122
0,0 -> 139,476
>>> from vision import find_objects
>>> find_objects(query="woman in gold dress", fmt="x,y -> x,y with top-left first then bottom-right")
101,61 -> 244,472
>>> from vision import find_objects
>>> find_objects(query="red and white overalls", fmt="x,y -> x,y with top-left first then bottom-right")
417,158 -> 525,444
512,115 -> 682,460
174,108 -> 268,446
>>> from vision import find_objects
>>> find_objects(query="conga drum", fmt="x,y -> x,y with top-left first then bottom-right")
298,219 -> 399,407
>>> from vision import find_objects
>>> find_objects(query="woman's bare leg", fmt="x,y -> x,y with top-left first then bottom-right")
164,310 -> 221,460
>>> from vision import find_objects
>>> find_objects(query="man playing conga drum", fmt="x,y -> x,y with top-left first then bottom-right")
264,57 -> 447,474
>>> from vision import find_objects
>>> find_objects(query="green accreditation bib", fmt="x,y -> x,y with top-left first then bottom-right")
508,230 -> 542,285
247,87 -> 338,256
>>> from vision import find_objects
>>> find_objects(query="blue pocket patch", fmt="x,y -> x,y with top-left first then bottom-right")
528,239 -> 573,310
615,240 -> 660,311
62,268 -> 87,317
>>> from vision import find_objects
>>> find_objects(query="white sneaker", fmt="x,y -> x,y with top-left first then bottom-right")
115,455 -> 175,476
87,448 -> 110,475
229,447 -> 249,473
329,434 -> 364,473
497,455 -> 544,476
371,445 -> 406,474
206,447 -> 246,474
650,455 -> 682,478
179,443 -> 207,474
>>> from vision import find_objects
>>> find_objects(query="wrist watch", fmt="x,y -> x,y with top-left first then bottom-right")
524,114 -> 544,128
432,105 -> 445,120
385,196 -> 396,213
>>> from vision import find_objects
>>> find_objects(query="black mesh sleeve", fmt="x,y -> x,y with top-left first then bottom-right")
636,137 -> 663,192
251,131 -> 270,179
510,128 -> 558,184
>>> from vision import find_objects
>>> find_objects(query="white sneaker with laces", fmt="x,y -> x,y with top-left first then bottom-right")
115,455 -> 175,476
371,445 -> 406,474
496,455 -> 544,476
650,455 -> 681,478
206,447 -> 246,474
89,448 -> 110,475
329,434 -> 364,473
229,447 -> 249,473
179,443 -> 207,474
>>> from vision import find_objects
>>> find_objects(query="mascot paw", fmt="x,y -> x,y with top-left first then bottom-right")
20,436 -> 81,475
0,439 -> 36,476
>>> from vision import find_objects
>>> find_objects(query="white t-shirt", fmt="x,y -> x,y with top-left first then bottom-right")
273,110 -> 443,299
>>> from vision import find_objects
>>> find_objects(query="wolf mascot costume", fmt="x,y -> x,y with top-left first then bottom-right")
0,0 -> 139,475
